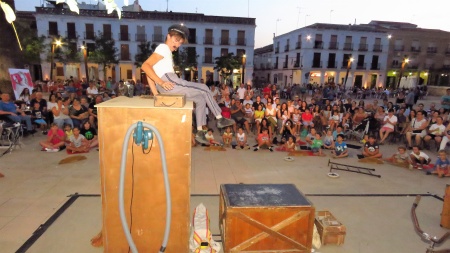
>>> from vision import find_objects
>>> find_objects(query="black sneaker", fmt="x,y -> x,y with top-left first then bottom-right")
217,118 -> 235,129
425,171 -> 432,175
269,147 -> 274,152
195,130 -> 209,145
357,154 -> 365,159
42,131 -> 48,135
254,147 -> 259,151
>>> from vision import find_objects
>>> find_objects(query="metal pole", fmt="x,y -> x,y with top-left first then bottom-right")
397,61 -> 406,89
50,43 -> 55,81
242,55 -> 246,84
343,58 -> 352,89
83,44 -> 89,84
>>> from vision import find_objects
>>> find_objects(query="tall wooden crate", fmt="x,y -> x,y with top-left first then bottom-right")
96,96 -> 193,252
219,184 -> 315,252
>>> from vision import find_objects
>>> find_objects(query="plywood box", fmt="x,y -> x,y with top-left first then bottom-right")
219,184 -> 315,253
96,96 -> 193,252
315,210 -> 346,245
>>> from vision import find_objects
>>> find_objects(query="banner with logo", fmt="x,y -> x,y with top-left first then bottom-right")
8,68 -> 33,100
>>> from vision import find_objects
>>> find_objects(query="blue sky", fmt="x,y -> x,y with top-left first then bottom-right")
14,0 -> 450,48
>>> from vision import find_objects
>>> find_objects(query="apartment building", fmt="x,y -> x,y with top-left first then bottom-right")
253,44 -> 273,87
259,23 -> 389,89
34,2 -> 255,84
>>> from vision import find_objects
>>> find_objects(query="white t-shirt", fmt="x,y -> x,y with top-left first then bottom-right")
382,115 -> 398,130
429,124 -> 446,135
237,87 -> 246,99
153,44 -> 174,78
410,151 -> 429,160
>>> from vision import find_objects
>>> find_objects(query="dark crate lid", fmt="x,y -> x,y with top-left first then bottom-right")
222,184 -> 311,207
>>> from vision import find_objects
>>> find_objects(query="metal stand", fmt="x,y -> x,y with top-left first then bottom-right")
0,124 -> 23,157
328,159 -> 381,178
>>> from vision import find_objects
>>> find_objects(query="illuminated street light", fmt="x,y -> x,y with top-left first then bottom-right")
396,57 -> 410,89
242,54 -> 247,84
343,57 -> 354,89
80,42 -> 89,84
50,39 -> 62,81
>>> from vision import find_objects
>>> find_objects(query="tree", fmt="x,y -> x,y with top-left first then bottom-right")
214,53 -> 241,83
173,47 -> 198,80
89,32 -> 119,80
134,41 -> 156,68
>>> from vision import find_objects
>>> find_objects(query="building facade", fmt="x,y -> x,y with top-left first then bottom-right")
33,2 -> 255,84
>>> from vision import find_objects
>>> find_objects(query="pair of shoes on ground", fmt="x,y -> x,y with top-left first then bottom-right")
42,147 -> 60,152
254,146 -> 273,152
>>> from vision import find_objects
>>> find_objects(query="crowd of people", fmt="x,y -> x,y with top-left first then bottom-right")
194,82 -> 450,178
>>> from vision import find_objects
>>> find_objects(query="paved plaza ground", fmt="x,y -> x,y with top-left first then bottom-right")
0,95 -> 449,252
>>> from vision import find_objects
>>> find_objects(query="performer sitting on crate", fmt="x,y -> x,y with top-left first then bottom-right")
141,24 -> 235,145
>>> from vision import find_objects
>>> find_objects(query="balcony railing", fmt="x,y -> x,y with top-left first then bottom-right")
203,56 -> 213,64
343,43 -> 353,50
284,45 -> 290,52
370,63 -> 380,70
275,47 -> 279,53
47,30 -> 59,37
358,43 -> 368,51
410,46 -> 421,52
118,32 -> 130,41
283,62 -> 288,68
188,36 -> 197,44
220,37 -> 230,45
327,61 -> 337,68
66,31 -> 78,40
312,61 -> 322,68
103,32 -> 112,40
236,38 -> 246,46
274,63 -> 279,69
84,31 -> 95,40
120,53 -> 131,61
153,34 -> 164,42
204,37 -> 214,45
293,61 -> 300,68
394,46 -> 404,51
135,33 -> 147,42
427,47 -> 437,53
356,63 -> 366,70
407,65 -> 419,70
373,44 -> 382,52
296,41 -> 301,49
328,42 -> 338,50
314,41 -> 323,49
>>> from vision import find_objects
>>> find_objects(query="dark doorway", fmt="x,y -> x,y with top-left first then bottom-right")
354,75 -> 363,88
370,74 -> 377,88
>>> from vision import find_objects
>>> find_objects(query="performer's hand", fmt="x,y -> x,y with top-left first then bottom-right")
160,81 -> 174,91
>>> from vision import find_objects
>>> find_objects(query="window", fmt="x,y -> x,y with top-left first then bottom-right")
220,30 -> 229,45
127,70 -> 132,79
85,24 -> 94,40
221,48 -> 228,56
67,23 -> 76,39
121,44 -> 130,61
204,48 -> 212,63
103,24 -> 112,39
204,29 -> 213,44
237,30 -> 246,46
188,28 -> 196,44
136,25 -> 146,42
120,25 -> 129,41
153,26 -> 163,42
48,21 -> 58,36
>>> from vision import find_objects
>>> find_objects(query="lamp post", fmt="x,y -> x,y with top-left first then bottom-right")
275,18 -> 281,36
396,57 -> 409,89
80,42 -> 89,84
343,57 -> 354,89
50,39 -> 62,81
242,54 -> 247,85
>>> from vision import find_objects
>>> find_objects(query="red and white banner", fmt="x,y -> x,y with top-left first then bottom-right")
8,68 -> 33,100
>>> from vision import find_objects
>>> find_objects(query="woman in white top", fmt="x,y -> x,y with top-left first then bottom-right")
141,24 -> 234,145
379,109 -> 398,144
265,102 -> 277,129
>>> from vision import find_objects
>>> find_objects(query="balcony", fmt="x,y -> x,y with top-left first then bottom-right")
220,37 -> 230,45
203,56 -> 213,64
410,46 -> 421,52
312,61 -> 322,68
275,47 -> 279,53
370,63 -> 380,70
204,37 -> 214,45
283,62 -> 288,68
407,65 -> 419,70
358,43 -> 368,51
284,45 -> 290,52
118,32 -> 130,41
343,43 -> 353,50
391,63 -> 401,68
314,41 -> 323,49
394,46 -> 404,52
84,31 -> 96,40
153,34 -> 164,42
295,41 -> 302,49
293,61 -> 300,68
328,42 -> 338,50
120,53 -> 131,61
47,30 -> 59,37
427,47 -> 437,53
188,36 -> 197,44
356,63 -> 366,70
103,32 -> 112,40
135,33 -> 147,42
66,31 -> 78,40
236,37 -> 246,46
373,44 -> 382,52
327,61 -> 337,68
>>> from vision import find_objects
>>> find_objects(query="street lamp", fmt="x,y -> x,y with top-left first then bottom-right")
343,57 -> 354,89
80,42 -> 89,84
50,39 -> 62,81
242,54 -> 247,85
396,57 -> 410,89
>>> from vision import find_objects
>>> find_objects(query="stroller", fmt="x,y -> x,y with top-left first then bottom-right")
346,116 -> 379,141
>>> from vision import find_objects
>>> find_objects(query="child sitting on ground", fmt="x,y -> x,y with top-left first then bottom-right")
222,127 -> 233,147
409,146 -> 431,170
64,123 -> 73,143
31,101 -> 47,134
276,136 -> 296,152
323,129 -> 334,149
384,146 -> 409,167
311,132 -> 324,156
66,126 -> 90,153
331,134 -> 348,158
39,123 -> 65,152
358,135 -> 382,159
254,128 -> 273,152
235,127 -> 250,150
427,150 -> 450,177
205,128 -> 221,146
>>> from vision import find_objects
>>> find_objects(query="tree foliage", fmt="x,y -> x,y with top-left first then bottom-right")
173,47 -> 198,75
134,41 -> 156,68
214,53 -> 241,82
89,32 -> 119,79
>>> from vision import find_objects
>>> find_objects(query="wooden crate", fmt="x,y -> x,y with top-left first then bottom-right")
314,210 -> 346,245
220,184 -> 315,253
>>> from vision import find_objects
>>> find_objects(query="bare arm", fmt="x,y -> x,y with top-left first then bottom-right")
141,53 -> 174,90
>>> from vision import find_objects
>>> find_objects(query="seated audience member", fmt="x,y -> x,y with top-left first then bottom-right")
276,136 -> 296,152
66,126 -> 90,153
80,121 -> 99,148
305,128 -> 317,148
379,109 -> 397,144
427,150 -> 450,177
222,127 -> 233,147
231,100 -> 251,134
405,110 -> 428,149
384,146 -> 409,166
0,93 -> 35,134
64,123 -> 73,142
279,119 -> 296,144
69,98 -> 89,128
254,128 -> 273,152
242,95 -> 253,107
331,134 -> 348,158
204,128 -> 221,146
359,135 -> 382,159
311,132 -> 323,156
291,108 -> 301,135
439,123 -> 450,151
301,108 -> 314,130
409,146 -> 431,170
423,116 -> 445,150
323,129 -> 334,149
264,102 -> 277,130
352,107 -> 367,126
29,91 -> 47,114
235,127 -> 250,150
89,95 -> 103,127
39,123 -> 65,151
243,103 -> 254,132
254,104 -> 265,134
31,101 -> 48,134
52,97 -> 73,129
